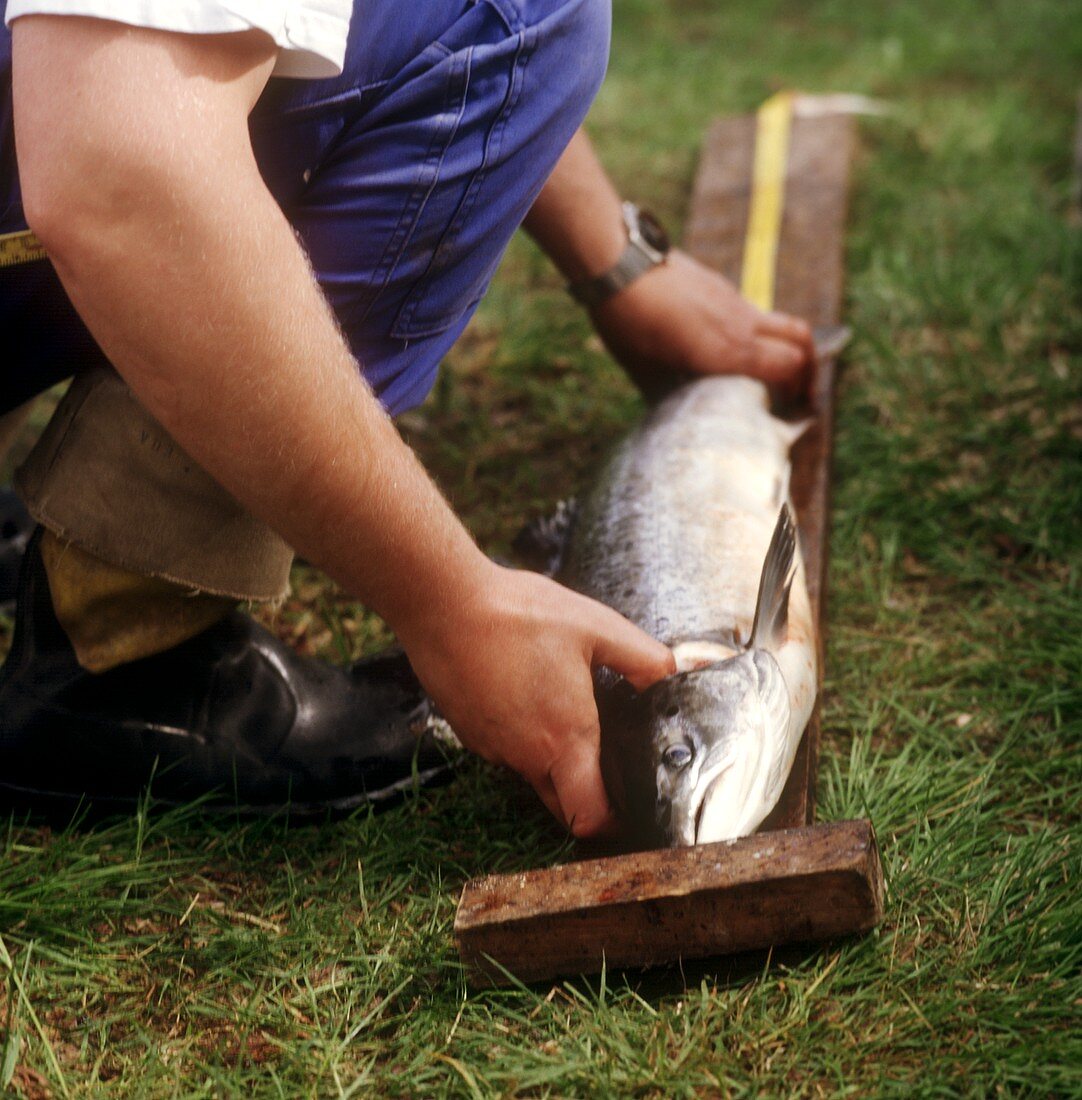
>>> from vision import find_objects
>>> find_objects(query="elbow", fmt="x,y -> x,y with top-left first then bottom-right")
19,140 -> 143,268
19,138 -> 107,269
16,93 -> 182,267
20,169 -> 82,260
19,138 -> 178,277
11,16 -> 189,264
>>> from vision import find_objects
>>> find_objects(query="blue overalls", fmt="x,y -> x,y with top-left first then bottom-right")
0,0 -> 611,416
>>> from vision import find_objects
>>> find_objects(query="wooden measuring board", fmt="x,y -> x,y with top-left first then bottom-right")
686,109 -> 856,829
455,106 -> 874,986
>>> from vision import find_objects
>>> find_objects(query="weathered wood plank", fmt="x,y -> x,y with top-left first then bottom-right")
684,112 -> 854,326
455,820 -> 883,986
685,112 -> 855,829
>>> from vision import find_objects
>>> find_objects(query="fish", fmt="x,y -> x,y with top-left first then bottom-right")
555,374 -> 820,849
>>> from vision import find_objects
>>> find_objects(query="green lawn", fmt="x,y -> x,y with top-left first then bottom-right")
2,0 -> 1080,1095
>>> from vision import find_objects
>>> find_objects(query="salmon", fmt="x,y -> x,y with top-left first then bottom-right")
558,375 -> 819,848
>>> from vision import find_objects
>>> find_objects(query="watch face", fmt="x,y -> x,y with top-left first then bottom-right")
636,209 -> 671,254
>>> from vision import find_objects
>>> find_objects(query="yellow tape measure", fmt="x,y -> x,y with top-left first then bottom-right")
0,228 -> 48,268
740,90 -> 794,313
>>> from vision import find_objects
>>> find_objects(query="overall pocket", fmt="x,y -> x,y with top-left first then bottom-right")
388,0 -> 532,339
250,0 -> 607,350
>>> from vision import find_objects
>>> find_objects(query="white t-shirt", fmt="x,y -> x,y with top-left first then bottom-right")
5,0 -> 353,78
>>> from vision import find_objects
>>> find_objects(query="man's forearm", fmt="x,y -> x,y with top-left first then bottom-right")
13,16 -> 490,633
522,130 -> 627,282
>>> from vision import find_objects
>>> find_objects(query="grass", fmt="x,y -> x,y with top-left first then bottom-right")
2,0 -> 1081,1094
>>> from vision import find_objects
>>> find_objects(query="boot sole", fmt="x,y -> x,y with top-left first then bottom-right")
0,759 -> 457,824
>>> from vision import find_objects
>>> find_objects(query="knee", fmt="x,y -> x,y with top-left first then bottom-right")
515,0 -> 610,156
536,0 -> 612,116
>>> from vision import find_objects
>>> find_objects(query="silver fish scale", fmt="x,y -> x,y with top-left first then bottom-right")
560,377 -> 790,644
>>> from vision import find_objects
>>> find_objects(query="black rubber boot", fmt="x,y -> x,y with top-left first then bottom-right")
0,529 -> 458,818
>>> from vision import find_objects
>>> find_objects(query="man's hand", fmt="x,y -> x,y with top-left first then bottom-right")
398,563 -> 675,838
590,249 -> 815,403
525,131 -> 814,402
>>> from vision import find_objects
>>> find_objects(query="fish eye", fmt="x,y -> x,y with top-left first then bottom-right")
662,744 -> 692,769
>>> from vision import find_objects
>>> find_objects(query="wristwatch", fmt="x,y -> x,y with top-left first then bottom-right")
568,202 -> 671,308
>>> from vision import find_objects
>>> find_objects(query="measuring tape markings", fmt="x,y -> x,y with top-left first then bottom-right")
0,228 -> 48,268
739,90 -> 794,313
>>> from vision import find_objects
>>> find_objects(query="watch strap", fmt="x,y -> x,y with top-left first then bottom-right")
567,203 -> 670,308
567,241 -> 660,308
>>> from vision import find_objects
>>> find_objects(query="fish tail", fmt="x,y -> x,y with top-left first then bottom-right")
778,418 -> 815,450
812,324 -> 852,361
749,504 -> 797,651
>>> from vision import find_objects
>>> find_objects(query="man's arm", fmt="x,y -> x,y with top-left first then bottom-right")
13,16 -> 674,836
524,130 -> 815,400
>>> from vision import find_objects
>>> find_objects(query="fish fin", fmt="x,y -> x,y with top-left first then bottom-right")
512,499 -> 579,577
813,324 -> 852,361
749,504 -> 797,651
778,418 -> 814,450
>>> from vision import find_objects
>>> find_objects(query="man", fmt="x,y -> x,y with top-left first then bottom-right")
0,0 -> 812,837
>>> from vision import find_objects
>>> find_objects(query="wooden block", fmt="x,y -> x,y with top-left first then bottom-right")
685,112 -> 856,829
455,820 -> 883,987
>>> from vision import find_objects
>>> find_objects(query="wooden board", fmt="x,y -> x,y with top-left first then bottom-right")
456,820 -> 883,986
685,112 -> 856,829
454,109 -> 866,986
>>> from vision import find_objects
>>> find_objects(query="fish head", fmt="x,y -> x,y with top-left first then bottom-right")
643,649 -> 792,847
